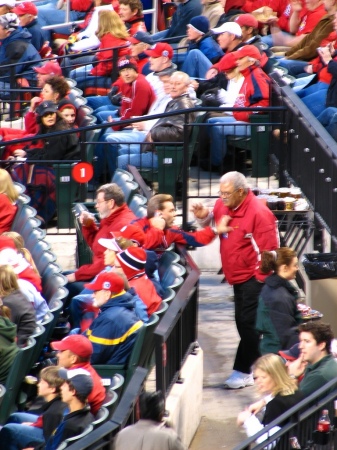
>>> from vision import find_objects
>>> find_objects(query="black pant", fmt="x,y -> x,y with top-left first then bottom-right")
233,277 -> 262,374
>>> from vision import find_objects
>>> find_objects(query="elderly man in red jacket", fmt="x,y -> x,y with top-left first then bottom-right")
192,171 -> 279,389
65,183 -> 136,303
207,45 -> 270,169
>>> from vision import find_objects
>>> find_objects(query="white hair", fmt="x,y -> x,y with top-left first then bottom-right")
219,171 -> 249,191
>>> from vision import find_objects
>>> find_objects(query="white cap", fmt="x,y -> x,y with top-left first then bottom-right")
0,0 -> 16,8
98,238 -> 121,252
211,22 -> 242,37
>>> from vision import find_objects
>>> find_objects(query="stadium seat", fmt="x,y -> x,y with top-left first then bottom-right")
110,373 -> 124,398
31,249 -> 57,277
158,251 -> 180,280
160,262 -> 186,291
93,406 -> 109,427
102,388 -> 118,417
11,203 -> 37,234
56,424 -> 94,450
138,313 -> 159,371
162,287 -> 175,304
128,194 -> 148,218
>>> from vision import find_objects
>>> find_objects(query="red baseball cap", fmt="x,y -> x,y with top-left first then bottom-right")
13,2 -> 38,16
51,335 -> 93,358
34,61 -> 62,76
84,272 -> 125,293
232,45 -> 262,61
145,43 -> 173,59
219,53 -> 237,71
235,14 -> 259,29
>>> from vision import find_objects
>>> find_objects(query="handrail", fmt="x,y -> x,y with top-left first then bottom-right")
233,376 -> 337,450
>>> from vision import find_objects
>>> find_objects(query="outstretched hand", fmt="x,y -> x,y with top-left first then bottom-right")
216,215 -> 234,234
190,202 -> 209,220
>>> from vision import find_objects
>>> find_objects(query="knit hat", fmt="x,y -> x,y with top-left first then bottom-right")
188,16 -> 210,35
116,247 -> 146,279
84,271 -> 125,293
34,61 -> 62,76
13,2 -> 38,16
118,56 -> 138,72
211,22 -> 242,37
128,31 -> 154,45
0,13 -> 19,31
58,368 -> 93,398
232,44 -> 261,61
235,14 -> 259,29
145,43 -> 174,59
219,52 -> 237,71
36,101 -> 58,116
51,334 -> 93,358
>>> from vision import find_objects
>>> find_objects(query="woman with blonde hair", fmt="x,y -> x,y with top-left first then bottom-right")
69,10 -> 130,89
237,353 -> 303,442
0,168 -> 18,234
256,247 -> 302,355
2,231 -> 40,276
0,265 -> 36,346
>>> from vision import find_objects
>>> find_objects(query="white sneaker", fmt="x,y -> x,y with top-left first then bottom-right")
224,371 -> 254,389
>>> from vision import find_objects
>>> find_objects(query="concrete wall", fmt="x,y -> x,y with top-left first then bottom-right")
166,348 -> 203,447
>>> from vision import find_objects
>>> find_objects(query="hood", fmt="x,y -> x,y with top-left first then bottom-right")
265,273 -> 299,298
0,316 -> 17,342
101,290 -> 136,311
1,26 -> 32,44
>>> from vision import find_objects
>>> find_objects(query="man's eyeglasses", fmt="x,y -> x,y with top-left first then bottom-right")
218,189 -> 239,198
95,199 -> 108,205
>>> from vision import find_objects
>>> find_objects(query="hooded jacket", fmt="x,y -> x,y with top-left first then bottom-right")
0,27 -> 41,80
187,33 -> 224,64
256,273 -> 302,354
86,291 -> 143,365
0,316 -> 19,384
77,204 -> 136,281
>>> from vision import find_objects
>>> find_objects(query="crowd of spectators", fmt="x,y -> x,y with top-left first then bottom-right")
1,0 -> 337,447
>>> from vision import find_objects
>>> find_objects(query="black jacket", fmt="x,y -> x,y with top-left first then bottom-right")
30,396 -> 67,441
256,274 -> 302,354
325,59 -> 337,107
150,94 -> 196,142
3,290 -> 36,346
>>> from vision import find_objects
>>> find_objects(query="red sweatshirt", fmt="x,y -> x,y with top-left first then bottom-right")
90,34 -> 130,77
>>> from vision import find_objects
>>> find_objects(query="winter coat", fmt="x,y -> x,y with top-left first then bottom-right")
0,27 -> 41,81
0,193 -> 17,234
212,191 -> 279,285
86,291 -> 143,364
3,290 -> 36,346
256,273 -> 302,354
90,33 -> 130,77
166,0 -> 202,42
187,33 -> 224,64
77,204 -> 136,281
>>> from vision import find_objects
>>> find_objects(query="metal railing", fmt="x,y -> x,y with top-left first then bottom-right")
154,245 -> 200,395
234,377 -> 337,450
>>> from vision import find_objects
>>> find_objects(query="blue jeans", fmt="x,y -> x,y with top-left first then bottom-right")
0,412 -> 44,450
87,96 -> 111,111
181,49 -> 212,78
297,81 -> 328,117
63,54 -> 95,77
118,151 -> 158,170
277,59 -> 307,77
208,116 -> 251,165
37,7 -> 86,41
317,107 -> 337,140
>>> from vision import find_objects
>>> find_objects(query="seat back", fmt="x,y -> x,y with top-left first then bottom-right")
162,287 -> 175,304
19,217 -> 42,243
24,228 -> 47,254
42,273 -> 68,302
138,313 -> 159,371
158,251 -> 180,280
27,324 -> 46,369
0,385 -> 6,409
0,337 -> 36,424
92,406 -> 109,427
45,291 -> 68,342
61,423 -> 94,448
42,262 -> 63,293
160,262 -> 186,291
110,373 -> 124,398
54,163 -> 78,229
11,203 -> 37,234
155,302 -> 168,320
102,388 -> 118,417
31,249 -> 57,277
128,194 -> 148,218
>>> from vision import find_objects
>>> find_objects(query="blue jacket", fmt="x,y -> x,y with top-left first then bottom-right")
188,33 -> 223,64
86,291 -> 143,365
25,19 -> 45,53
166,0 -> 202,42
0,27 -> 41,80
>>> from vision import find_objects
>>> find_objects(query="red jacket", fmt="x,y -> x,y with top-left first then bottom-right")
233,65 -> 270,122
75,204 -> 136,281
132,217 -> 216,250
125,15 -> 147,36
112,74 -> 156,130
0,193 -> 17,234
70,0 -> 92,12
70,362 -> 105,415
213,191 -> 279,285
90,34 -> 130,77
129,274 -> 162,316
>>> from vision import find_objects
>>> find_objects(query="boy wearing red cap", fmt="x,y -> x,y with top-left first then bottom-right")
83,272 -> 143,365
51,334 -> 105,415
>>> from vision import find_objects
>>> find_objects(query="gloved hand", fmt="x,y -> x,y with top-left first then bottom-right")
108,86 -> 122,106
